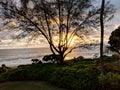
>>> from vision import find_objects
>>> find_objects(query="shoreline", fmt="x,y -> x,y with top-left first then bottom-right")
0,47 -> 101,68
0,46 -> 49,50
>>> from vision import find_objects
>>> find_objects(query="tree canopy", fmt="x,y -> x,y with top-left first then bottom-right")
108,26 -> 120,54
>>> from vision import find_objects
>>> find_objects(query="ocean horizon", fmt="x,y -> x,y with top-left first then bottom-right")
0,47 -> 100,67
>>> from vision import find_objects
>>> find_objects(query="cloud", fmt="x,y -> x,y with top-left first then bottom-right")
110,0 -> 120,9
8,21 -> 19,28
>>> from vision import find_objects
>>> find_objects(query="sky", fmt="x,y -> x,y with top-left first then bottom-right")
91,0 -> 120,44
0,0 -> 120,48
106,0 -> 120,33
110,0 -> 120,9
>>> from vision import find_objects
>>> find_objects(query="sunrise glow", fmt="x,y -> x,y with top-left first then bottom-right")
52,33 -> 80,47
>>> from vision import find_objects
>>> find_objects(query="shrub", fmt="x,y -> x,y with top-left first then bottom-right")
0,72 -> 9,82
0,67 -> 6,74
0,63 -> 99,90
0,64 -> 10,74
7,68 -> 29,81
77,56 -> 84,60
99,72 -> 120,89
40,64 -> 99,90
104,62 -> 120,73
112,54 -> 120,60
94,55 -> 120,65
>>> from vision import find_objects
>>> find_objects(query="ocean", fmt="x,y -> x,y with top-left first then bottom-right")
0,47 -> 99,67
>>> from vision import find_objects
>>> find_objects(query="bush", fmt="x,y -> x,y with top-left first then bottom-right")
0,67 -> 6,74
49,66 -> 99,90
0,72 -> 9,82
104,62 -> 120,73
0,63 -> 99,90
0,64 -> 10,74
94,55 -> 120,65
99,72 -> 120,89
1,61 -> 120,90
112,54 -> 120,60
77,56 -> 84,60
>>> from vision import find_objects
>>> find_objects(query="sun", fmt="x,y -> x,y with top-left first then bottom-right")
53,33 -> 80,47
67,34 -> 80,47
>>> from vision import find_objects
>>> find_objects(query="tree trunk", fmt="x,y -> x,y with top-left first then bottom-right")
59,52 -> 64,65
100,0 -> 105,75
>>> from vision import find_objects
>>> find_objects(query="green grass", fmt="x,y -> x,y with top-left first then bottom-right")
0,81 -> 66,90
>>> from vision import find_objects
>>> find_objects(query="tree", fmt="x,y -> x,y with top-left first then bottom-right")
0,0 -> 114,64
108,26 -> 120,54
100,0 -> 105,75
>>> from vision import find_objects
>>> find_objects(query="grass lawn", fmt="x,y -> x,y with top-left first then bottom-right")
0,81 -> 66,90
